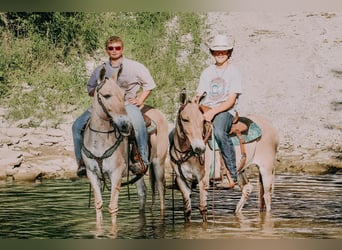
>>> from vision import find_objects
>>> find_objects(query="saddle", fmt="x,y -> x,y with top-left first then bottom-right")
199,105 -> 254,137
141,105 -> 157,134
200,105 -> 262,176
127,104 -> 157,175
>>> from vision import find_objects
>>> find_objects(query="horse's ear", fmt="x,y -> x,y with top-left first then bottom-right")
100,65 -> 106,82
180,88 -> 187,105
198,92 -> 207,104
117,63 -> 123,79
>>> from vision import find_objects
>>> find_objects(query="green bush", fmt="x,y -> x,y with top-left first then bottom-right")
0,12 -> 208,126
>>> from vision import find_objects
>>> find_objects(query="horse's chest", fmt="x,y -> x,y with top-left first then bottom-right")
180,158 -> 204,177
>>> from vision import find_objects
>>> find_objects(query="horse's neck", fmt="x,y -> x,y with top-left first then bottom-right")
89,112 -> 112,131
174,126 -> 190,152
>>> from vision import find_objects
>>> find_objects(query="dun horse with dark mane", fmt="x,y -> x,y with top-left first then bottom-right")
169,89 -> 279,222
81,68 -> 168,233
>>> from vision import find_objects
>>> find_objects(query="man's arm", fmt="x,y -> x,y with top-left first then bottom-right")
203,93 -> 238,122
87,68 -> 100,97
128,89 -> 151,107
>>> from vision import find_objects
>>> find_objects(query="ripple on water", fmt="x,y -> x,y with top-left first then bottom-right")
0,174 -> 341,239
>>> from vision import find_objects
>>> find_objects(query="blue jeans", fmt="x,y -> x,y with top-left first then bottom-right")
212,111 -> 237,182
72,109 -> 91,162
71,104 -> 149,165
125,104 -> 149,165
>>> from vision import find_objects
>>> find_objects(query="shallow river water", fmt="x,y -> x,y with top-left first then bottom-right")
0,173 -> 341,239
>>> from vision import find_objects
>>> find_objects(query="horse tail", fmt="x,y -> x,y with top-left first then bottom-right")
258,172 -> 266,211
149,161 -> 157,203
150,161 -> 156,190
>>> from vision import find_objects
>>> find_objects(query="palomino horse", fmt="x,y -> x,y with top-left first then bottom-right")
81,67 -> 168,232
169,90 -> 279,222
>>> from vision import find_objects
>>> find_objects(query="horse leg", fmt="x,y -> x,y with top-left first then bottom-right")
198,177 -> 209,222
258,165 -> 274,212
88,174 -> 103,229
150,159 -> 166,213
108,178 -> 122,226
235,171 -> 253,214
135,178 -> 147,211
176,176 -> 192,222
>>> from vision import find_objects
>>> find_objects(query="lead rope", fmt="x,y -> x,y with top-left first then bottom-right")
172,167 -> 175,224
88,183 -> 92,208
126,141 -> 131,200
211,123 -> 216,222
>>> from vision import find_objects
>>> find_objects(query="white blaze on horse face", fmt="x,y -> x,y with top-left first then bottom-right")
181,103 -> 206,154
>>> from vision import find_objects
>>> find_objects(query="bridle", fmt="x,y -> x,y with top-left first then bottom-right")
170,104 -> 202,162
81,76 -> 126,188
169,103 -> 209,190
82,72 -> 145,188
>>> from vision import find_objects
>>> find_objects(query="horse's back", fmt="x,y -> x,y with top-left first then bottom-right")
246,115 -> 279,170
144,107 -> 169,162
247,115 -> 279,149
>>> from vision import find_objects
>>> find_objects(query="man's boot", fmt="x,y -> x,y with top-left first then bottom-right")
216,174 -> 235,189
76,158 -> 87,177
216,169 -> 236,189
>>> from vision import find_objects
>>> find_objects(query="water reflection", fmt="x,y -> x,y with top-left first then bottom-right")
0,173 -> 341,239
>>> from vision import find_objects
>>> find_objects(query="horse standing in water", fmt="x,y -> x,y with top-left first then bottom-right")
169,90 -> 279,222
81,68 -> 168,233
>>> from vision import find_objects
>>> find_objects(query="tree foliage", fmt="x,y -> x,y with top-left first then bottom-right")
0,12 -> 208,126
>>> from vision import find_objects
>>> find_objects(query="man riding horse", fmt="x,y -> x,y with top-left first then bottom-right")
72,35 -> 156,177
192,34 -> 242,189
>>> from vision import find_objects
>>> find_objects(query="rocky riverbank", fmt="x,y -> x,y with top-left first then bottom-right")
1,12 -> 341,182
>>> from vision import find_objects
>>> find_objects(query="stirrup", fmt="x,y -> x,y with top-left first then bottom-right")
129,162 -> 150,175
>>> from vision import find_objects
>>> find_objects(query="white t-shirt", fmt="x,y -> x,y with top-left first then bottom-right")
196,63 -> 242,115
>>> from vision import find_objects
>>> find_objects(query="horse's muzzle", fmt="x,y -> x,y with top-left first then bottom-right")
116,116 -> 132,136
191,139 -> 206,155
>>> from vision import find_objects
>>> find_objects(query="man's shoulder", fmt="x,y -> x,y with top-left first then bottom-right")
123,57 -> 146,68
93,61 -> 110,72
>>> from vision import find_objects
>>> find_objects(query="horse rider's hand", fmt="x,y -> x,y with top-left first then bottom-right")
203,109 -> 216,122
128,98 -> 143,107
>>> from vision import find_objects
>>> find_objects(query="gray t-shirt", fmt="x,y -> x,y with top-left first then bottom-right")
87,57 -> 156,104
196,63 -> 242,115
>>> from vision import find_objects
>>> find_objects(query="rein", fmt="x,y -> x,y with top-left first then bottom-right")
82,131 -> 124,191
89,126 -> 116,134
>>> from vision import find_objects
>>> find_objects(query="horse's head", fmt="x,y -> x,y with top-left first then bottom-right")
94,67 -> 132,136
176,90 -> 206,155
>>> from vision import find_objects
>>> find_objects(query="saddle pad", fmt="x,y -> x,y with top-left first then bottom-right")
141,104 -> 157,134
208,122 -> 262,150
147,120 -> 157,134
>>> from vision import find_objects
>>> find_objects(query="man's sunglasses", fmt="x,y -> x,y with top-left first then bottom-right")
107,46 -> 122,51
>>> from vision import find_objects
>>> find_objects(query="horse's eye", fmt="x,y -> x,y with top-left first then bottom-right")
181,117 -> 189,123
102,94 -> 111,99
